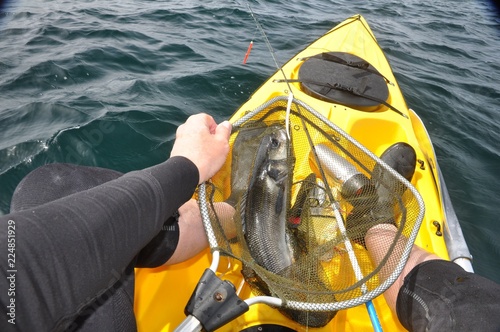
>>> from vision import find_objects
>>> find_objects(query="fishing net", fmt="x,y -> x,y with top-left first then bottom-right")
198,96 -> 424,327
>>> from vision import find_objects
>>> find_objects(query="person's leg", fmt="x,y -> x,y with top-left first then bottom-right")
11,163 -> 214,330
11,163 -> 137,332
364,224 -> 439,312
10,163 -> 123,212
365,224 -> 500,332
396,259 -> 500,332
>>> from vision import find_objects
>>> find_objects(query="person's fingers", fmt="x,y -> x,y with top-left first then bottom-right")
216,121 -> 232,140
207,116 -> 219,134
170,113 -> 231,184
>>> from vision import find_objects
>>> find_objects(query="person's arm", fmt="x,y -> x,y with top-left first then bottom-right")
164,200 -> 237,265
164,199 -> 208,265
0,156 -> 198,331
0,114 -> 231,331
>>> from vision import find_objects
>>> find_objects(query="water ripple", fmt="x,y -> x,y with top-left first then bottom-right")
1,0 -> 499,282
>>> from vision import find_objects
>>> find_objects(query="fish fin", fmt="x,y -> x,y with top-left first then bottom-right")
275,184 -> 284,215
267,161 -> 288,182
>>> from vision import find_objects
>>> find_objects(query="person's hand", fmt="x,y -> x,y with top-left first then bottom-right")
170,113 -> 231,184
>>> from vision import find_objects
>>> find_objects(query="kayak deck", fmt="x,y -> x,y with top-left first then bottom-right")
134,15 -> 451,331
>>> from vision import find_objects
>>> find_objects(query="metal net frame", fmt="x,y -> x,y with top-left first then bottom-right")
198,96 -> 424,314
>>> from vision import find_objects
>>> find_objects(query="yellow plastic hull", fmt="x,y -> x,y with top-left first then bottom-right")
134,15 -> 450,331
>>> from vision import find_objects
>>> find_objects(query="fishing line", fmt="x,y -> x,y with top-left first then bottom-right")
244,2 -> 290,90
245,0 -> 294,139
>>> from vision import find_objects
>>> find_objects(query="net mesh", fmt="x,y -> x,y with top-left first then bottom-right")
199,96 -> 424,326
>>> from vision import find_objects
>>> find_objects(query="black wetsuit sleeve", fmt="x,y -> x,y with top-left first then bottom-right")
0,156 -> 199,331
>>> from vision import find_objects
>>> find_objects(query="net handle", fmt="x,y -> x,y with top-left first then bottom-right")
198,183 -> 219,249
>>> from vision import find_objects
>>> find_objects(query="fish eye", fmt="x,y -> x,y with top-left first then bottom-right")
270,137 -> 280,148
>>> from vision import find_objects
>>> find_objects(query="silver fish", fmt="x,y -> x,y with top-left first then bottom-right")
243,125 -> 296,274
237,126 -> 337,327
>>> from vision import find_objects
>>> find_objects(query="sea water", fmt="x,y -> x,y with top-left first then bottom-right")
1,0 -> 499,282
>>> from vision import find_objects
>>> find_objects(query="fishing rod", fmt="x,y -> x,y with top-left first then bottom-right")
243,2 -> 384,331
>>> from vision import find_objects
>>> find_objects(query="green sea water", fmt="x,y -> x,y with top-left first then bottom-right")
1,0 -> 499,285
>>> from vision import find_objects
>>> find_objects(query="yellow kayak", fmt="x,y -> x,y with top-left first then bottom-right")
134,14 -> 472,332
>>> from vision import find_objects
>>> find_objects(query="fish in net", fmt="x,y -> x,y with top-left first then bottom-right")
198,96 -> 424,328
